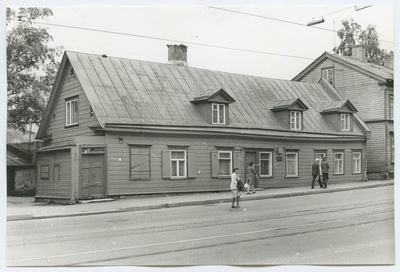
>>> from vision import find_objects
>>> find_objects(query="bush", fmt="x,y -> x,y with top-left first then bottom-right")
14,181 -> 36,197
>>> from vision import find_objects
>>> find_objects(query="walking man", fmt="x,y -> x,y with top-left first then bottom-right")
311,158 -> 323,189
321,156 -> 329,188
245,162 -> 257,194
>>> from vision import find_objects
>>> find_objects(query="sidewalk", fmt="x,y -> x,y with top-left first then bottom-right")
7,179 -> 394,222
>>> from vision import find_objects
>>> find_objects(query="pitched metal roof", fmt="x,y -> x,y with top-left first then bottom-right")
271,98 -> 309,112
38,51 -> 369,138
292,51 -> 394,82
191,88 -> 235,104
318,100 -> 358,114
7,144 -> 33,167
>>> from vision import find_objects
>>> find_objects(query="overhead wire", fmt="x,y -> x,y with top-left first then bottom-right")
208,6 -> 335,32
10,18 -> 315,61
209,6 -> 393,45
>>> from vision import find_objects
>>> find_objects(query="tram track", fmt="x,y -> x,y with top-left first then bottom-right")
8,204 -> 394,266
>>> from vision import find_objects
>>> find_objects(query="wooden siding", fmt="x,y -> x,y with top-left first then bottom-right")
44,63 -> 100,147
105,131 -> 366,195
36,149 -> 72,198
366,122 -> 391,173
297,57 -> 393,174
299,60 -> 385,121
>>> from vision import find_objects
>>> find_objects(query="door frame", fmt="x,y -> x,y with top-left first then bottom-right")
79,145 -> 107,199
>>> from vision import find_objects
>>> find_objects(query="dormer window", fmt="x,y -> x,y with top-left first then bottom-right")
212,103 -> 225,124
322,67 -> 334,85
320,100 -> 358,132
290,111 -> 302,130
190,88 -> 235,125
271,98 -> 308,131
341,114 -> 351,131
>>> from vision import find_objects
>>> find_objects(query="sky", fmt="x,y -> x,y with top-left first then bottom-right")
1,1 -> 399,272
2,1 -> 396,80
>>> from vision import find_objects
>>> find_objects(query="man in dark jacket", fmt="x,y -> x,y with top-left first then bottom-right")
311,158 -> 323,189
321,157 -> 329,188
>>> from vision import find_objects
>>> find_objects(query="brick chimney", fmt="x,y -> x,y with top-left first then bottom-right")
167,44 -> 188,66
383,52 -> 394,69
351,44 -> 366,62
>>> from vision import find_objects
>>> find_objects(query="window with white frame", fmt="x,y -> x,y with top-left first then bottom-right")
260,152 -> 272,177
286,152 -> 298,177
389,95 -> 394,120
352,152 -> 361,174
334,152 -> 344,174
66,98 -> 78,126
171,151 -> 186,178
290,111 -> 301,130
321,67 -> 334,85
218,151 -> 232,176
341,114 -> 350,131
212,103 -> 226,124
315,152 -> 326,160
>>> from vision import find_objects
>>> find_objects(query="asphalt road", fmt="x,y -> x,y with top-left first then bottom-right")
6,186 -> 394,266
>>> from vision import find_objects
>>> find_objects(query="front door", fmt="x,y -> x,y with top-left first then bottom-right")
245,151 -> 258,188
81,153 -> 104,198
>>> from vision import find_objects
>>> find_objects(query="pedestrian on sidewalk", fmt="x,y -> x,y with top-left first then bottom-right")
321,156 -> 329,188
246,162 -> 257,194
230,167 -> 241,208
311,158 -> 323,189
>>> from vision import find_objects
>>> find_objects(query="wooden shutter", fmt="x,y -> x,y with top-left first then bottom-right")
188,151 -> 197,178
162,150 -> 171,179
233,150 -> 242,172
211,151 -> 219,178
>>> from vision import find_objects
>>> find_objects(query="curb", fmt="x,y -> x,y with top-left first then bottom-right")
7,182 -> 393,222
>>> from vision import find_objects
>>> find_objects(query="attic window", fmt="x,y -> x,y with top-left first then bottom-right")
69,67 -> 75,76
212,103 -> 225,124
66,97 -> 79,126
290,111 -> 302,130
321,67 -> 333,85
341,114 -> 351,131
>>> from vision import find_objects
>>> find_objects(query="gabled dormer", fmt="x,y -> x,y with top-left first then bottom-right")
190,88 -> 235,125
271,98 -> 309,131
320,100 -> 358,132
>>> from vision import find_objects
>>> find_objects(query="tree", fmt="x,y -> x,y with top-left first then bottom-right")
7,7 -> 63,131
333,19 -> 388,65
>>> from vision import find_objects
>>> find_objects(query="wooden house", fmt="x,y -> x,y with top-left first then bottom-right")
292,46 -> 394,179
7,144 -> 34,195
35,45 -> 371,203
